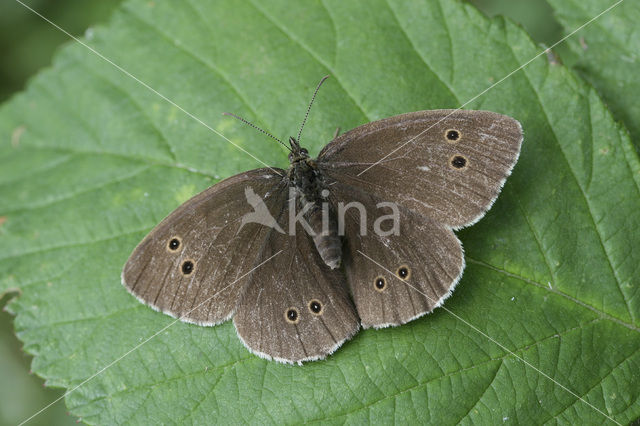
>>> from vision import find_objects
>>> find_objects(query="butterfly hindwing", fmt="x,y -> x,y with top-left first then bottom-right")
233,198 -> 360,363
328,182 -> 464,328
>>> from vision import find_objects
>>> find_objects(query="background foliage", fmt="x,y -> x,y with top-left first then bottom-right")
1,0 -> 638,424
1,3 -> 123,424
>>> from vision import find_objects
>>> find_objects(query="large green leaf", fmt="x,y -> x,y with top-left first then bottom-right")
1,0 -> 639,423
547,0 -> 640,150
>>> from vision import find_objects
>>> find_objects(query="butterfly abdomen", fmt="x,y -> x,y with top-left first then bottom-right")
306,204 -> 342,269
292,158 -> 342,269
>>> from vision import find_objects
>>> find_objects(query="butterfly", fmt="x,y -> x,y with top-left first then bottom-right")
122,77 -> 523,363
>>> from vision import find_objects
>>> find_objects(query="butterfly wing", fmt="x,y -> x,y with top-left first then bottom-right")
233,200 -> 360,363
122,168 -> 287,325
328,183 -> 464,328
318,110 -> 522,229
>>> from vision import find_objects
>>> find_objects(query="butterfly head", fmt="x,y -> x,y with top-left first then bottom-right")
288,137 -> 309,163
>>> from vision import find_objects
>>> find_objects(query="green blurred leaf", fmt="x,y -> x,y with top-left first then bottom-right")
547,0 -> 640,150
0,294 -> 73,426
469,0 -> 564,46
1,0 -> 639,424
0,0 -> 123,102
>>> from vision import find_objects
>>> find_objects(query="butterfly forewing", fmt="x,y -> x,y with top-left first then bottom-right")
122,168 -> 287,325
318,110 -> 522,229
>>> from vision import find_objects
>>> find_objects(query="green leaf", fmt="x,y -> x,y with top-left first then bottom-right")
547,0 -> 640,150
1,0 -> 639,423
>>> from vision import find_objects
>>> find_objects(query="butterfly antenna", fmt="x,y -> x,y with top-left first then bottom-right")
296,75 -> 330,144
222,112 -> 291,152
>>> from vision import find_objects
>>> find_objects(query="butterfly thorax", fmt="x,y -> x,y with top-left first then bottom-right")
288,139 -> 342,270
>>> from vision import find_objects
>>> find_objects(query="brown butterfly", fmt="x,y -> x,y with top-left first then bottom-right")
122,77 -> 523,363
